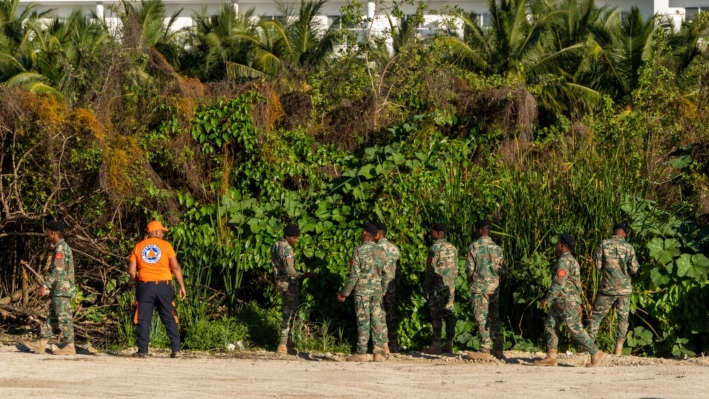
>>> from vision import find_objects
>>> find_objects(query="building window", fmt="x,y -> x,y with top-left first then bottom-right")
327,15 -> 341,29
685,7 -> 709,21
477,13 -> 491,28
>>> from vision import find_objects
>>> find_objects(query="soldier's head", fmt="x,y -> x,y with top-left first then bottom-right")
374,222 -> 387,241
475,219 -> 492,237
46,221 -> 64,243
362,222 -> 378,242
284,224 -> 300,246
613,223 -> 628,238
430,223 -> 447,240
556,232 -> 576,255
146,220 -> 168,239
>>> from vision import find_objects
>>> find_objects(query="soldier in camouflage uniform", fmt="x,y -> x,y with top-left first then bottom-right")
535,233 -> 605,367
464,219 -> 504,361
337,223 -> 387,362
588,223 -> 640,356
25,221 -> 76,355
271,224 -> 313,355
422,223 -> 458,355
374,222 -> 401,354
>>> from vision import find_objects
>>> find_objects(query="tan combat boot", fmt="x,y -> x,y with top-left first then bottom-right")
24,339 -> 48,354
276,344 -> 288,354
382,343 -> 390,355
533,349 -> 558,367
443,340 -> 454,354
465,351 -> 492,361
586,350 -> 605,367
491,349 -> 505,360
346,354 -> 368,362
422,342 -> 442,355
53,344 -> 76,355
373,353 -> 384,362
389,342 -> 399,353
614,339 -> 625,356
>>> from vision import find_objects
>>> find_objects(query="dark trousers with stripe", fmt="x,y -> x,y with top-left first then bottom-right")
134,281 -> 181,353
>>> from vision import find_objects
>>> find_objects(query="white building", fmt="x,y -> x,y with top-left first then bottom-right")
18,0 -> 707,32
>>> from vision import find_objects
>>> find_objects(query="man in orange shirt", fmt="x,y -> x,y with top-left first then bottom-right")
128,220 -> 187,358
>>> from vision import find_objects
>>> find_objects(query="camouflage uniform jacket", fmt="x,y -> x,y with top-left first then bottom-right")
465,236 -> 504,294
545,252 -> 582,306
342,241 -> 386,297
271,238 -> 302,285
594,236 -> 640,296
44,239 -> 75,297
423,238 -> 458,295
377,238 -> 400,291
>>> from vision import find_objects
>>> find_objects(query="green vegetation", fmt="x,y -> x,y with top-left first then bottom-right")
0,0 -> 708,357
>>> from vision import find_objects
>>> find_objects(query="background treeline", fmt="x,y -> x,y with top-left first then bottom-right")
1,0 -> 708,356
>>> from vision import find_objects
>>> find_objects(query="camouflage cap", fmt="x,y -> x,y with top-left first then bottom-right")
559,232 -> 576,251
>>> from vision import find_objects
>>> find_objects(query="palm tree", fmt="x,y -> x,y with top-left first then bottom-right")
120,0 -> 187,66
180,4 -> 259,81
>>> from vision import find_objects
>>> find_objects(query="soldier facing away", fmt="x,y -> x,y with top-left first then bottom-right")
422,223 -> 458,355
25,221 -> 77,355
271,224 -> 313,355
464,219 -> 504,360
587,223 -> 640,355
374,222 -> 401,354
535,233 -> 605,367
337,222 -> 388,362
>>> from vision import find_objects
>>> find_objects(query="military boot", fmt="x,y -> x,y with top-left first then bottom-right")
53,344 -> 76,355
422,342 -> 442,355
276,344 -> 288,354
286,341 -> 298,355
24,339 -> 48,354
491,350 -> 505,360
465,351 -> 492,361
373,354 -> 385,362
346,354 -> 367,362
614,339 -> 625,356
382,343 -> 390,355
443,340 -> 454,354
586,350 -> 605,367
389,342 -> 399,353
533,349 -> 558,367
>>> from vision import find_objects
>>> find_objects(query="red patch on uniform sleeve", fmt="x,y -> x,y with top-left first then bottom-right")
557,269 -> 567,277
350,259 -> 354,266
55,253 -> 64,260
427,257 -> 433,264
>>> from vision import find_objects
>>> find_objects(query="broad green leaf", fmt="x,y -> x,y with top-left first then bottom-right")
676,254 -> 692,277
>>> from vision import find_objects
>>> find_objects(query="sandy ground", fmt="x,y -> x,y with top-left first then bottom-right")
0,344 -> 708,398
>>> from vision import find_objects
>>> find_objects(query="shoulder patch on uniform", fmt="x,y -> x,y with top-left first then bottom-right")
55,253 -> 64,259
350,259 -> 354,266
557,269 -> 567,277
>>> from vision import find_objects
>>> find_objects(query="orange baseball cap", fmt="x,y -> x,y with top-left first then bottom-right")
147,220 -> 169,232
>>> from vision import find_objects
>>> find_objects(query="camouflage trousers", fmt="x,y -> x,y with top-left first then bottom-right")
41,295 -> 74,344
429,289 -> 455,343
279,280 -> 300,346
382,280 -> 398,345
588,294 -> 630,340
545,300 -> 598,354
471,292 -> 502,352
354,294 -> 385,355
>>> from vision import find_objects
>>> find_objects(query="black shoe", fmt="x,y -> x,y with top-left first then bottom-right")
170,351 -> 181,358
132,351 -> 148,358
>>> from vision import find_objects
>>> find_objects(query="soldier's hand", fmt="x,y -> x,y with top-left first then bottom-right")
540,300 -> 548,308
302,272 -> 315,279
336,292 -> 347,302
179,287 -> 187,300
38,286 -> 49,296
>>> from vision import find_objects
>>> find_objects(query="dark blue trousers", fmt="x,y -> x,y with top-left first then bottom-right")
134,281 -> 181,353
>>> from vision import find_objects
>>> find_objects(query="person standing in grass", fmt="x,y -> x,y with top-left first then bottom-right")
337,223 -> 387,362
422,223 -> 458,355
24,221 -> 77,355
128,220 -> 186,358
535,233 -> 605,367
464,219 -> 505,361
374,222 -> 401,354
271,224 -> 313,355
587,223 -> 640,356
